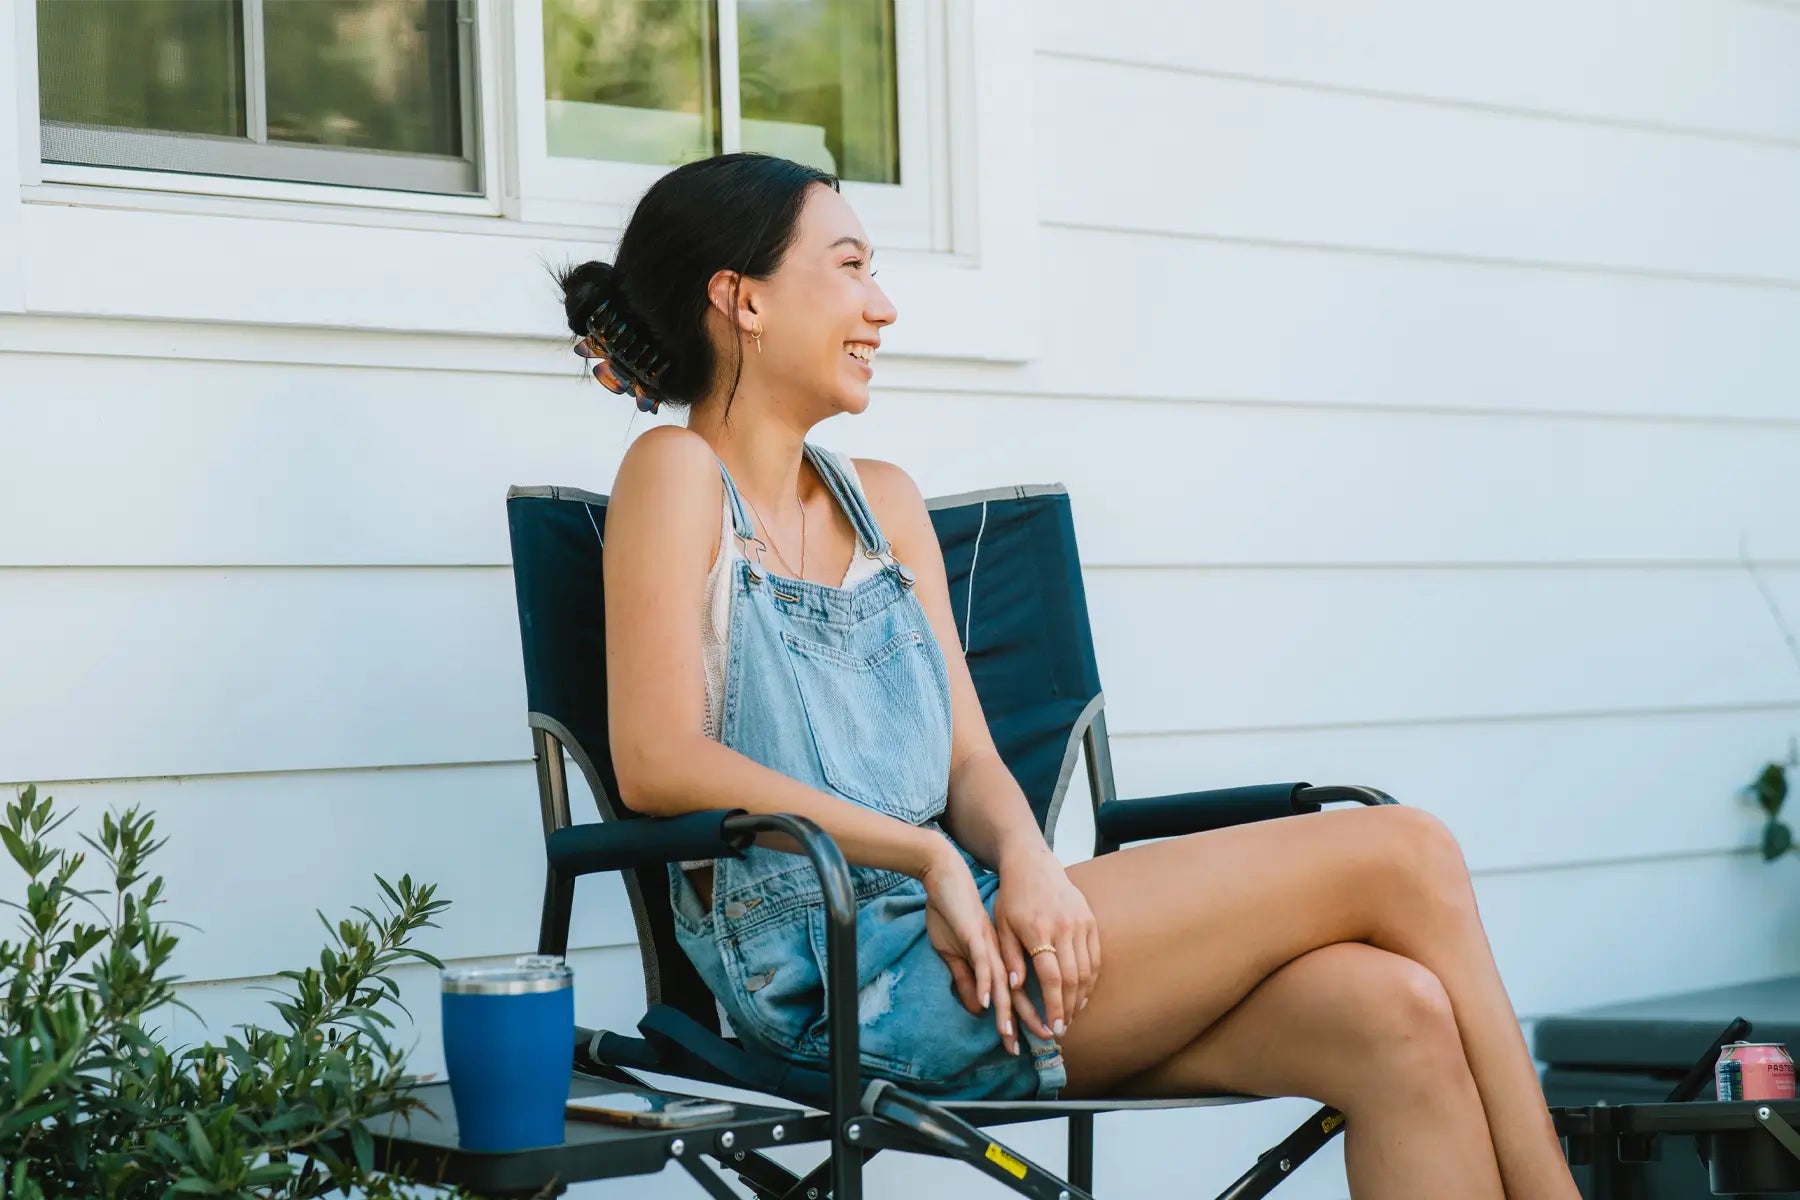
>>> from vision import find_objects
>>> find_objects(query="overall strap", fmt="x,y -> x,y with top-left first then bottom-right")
803,443 -> 891,560
714,457 -> 756,543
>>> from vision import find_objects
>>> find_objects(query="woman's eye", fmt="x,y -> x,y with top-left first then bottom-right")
844,259 -> 864,270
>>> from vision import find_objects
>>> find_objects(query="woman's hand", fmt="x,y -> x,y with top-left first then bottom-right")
992,843 -> 1100,1042
919,843 -> 1020,1056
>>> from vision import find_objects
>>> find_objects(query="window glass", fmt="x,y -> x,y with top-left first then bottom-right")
543,0 -> 720,166
38,0 -> 246,138
37,0 -> 474,193
738,0 -> 899,184
264,0 -> 465,157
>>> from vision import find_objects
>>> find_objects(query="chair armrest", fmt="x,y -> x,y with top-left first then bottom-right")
550,809 -> 862,1179
545,810 -> 754,877
710,812 -> 864,1192
1096,782 -> 1399,845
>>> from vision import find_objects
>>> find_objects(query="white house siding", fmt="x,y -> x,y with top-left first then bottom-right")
4,3 -> 1800,1198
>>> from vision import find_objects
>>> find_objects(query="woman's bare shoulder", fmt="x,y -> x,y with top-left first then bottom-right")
847,456 -> 922,503
605,426 -> 724,562
847,456 -> 931,545
616,425 -> 718,486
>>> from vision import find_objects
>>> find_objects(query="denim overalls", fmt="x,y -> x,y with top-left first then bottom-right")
669,444 -> 1066,1101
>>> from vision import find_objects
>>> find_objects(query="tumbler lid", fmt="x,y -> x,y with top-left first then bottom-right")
442,954 -> 573,995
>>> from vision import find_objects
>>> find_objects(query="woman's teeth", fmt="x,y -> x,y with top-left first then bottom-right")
846,343 -> 876,364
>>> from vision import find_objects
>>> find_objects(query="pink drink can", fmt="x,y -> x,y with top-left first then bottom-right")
1716,1042 -> 1795,1101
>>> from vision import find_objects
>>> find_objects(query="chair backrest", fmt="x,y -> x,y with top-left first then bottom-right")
925,485 -> 1107,836
504,480 -> 1107,1031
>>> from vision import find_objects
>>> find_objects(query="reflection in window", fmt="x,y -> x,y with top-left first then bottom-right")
36,0 -> 475,192
543,0 -> 720,167
265,1 -> 464,157
541,0 -> 899,183
738,0 -> 899,184
38,0 -> 246,138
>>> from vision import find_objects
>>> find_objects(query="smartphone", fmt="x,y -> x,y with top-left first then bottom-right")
566,1093 -> 737,1129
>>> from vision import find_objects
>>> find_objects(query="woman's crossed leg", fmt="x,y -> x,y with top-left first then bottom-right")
1118,941 -> 1502,1197
1054,804 -> 1576,1200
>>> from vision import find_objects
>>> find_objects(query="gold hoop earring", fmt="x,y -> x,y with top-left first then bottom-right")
752,328 -> 763,355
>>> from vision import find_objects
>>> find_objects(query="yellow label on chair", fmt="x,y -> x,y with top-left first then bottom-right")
985,1143 -> 1028,1179
1321,1113 -> 1346,1135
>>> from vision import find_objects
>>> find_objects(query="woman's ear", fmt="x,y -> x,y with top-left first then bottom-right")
706,269 -> 762,335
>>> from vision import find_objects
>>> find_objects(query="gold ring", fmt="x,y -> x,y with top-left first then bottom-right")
1028,944 -> 1056,958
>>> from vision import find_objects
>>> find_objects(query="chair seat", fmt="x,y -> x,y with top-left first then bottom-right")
587,1006 -> 1266,1123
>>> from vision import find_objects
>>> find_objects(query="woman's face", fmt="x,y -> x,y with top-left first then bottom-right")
747,185 -> 897,416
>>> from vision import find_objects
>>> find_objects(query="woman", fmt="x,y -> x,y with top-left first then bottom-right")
562,152 -> 1578,1199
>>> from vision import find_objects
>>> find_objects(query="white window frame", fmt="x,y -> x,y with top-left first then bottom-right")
0,0 -> 1038,362
515,0 -> 944,252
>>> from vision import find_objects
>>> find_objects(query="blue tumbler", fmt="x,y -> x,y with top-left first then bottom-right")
441,956 -> 573,1151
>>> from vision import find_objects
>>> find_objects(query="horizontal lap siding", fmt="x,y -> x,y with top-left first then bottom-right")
1088,567 -> 1800,733
1035,0 -> 1800,143
1096,708 -> 1800,875
7,355 -> 1800,567
831,395 -> 1800,564
1035,55 -> 1800,281
1022,22 -> 1800,1197
4,563 -> 1796,785
0,566 -> 527,782
4,768 -> 634,984
1014,226 -> 1800,420
0,349 -> 615,566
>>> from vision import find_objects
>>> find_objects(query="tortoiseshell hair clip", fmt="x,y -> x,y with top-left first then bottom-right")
575,298 -> 669,414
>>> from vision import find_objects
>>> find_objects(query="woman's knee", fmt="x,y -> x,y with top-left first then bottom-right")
1365,805 -> 1477,922
1340,953 -> 1467,1100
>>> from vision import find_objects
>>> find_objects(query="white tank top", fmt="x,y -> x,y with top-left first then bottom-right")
699,456 -> 885,742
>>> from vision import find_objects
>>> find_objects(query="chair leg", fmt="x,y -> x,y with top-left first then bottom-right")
538,867 -> 574,957
1068,1112 -> 1094,1191
1213,1105 -> 1345,1200
791,1148 -> 872,1200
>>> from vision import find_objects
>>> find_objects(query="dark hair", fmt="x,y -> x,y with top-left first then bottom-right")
555,152 -> 839,411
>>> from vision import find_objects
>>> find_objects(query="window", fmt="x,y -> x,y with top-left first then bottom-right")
521,0 -> 941,248
542,0 -> 898,183
10,0 -> 1030,353
35,0 -> 481,195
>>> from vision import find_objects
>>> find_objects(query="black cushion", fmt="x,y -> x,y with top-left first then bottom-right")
1533,975 -> 1800,1070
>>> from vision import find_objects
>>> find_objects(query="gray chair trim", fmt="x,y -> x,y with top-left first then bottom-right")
1042,692 -> 1107,850
528,710 -> 669,1009
514,482 -> 1067,512
528,711 -> 627,825
508,483 -> 610,506
924,482 -> 1068,511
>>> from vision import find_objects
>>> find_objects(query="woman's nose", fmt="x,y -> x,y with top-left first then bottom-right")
868,281 -> 898,326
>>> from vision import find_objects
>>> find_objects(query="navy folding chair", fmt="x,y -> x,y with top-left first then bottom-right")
504,479 -> 1401,1200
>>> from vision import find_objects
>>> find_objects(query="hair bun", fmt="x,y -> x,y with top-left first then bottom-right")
556,259 -> 621,341
555,258 -> 671,407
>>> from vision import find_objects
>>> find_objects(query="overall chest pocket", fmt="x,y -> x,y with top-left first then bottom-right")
781,626 -> 952,824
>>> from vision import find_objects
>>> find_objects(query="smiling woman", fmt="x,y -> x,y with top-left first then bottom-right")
552,151 -> 890,421
554,151 -> 1085,1105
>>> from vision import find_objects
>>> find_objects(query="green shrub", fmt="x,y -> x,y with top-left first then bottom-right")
0,785 -> 455,1198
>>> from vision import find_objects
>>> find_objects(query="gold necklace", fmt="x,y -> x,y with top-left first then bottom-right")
742,491 -> 806,579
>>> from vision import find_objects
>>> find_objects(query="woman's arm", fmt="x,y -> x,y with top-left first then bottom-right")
604,428 -> 954,880
861,458 -> 1100,1039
